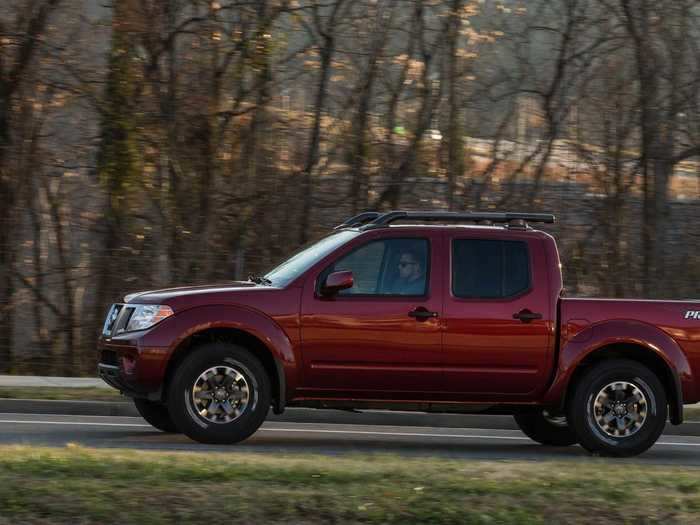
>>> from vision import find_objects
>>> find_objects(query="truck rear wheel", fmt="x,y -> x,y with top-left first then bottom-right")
133,398 -> 179,433
167,342 -> 271,444
513,411 -> 578,446
567,359 -> 667,457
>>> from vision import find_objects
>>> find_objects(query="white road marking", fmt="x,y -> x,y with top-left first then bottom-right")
263,428 -> 700,447
261,427 -> 530,441
0,418 -> 699,447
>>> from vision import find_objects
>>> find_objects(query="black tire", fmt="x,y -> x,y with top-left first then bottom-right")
133,398 -> 179,433
167,342 -> 271,444
567,359 -> 667,457
514,411 -> 578,446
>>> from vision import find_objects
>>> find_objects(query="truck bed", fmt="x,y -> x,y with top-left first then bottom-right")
560,297 -> 700,403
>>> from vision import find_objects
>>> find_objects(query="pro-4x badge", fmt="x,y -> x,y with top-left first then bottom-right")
685,311 -> 700,320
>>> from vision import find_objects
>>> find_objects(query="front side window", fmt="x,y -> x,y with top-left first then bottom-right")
326,238 -> 429,296
452,239 -> 530,299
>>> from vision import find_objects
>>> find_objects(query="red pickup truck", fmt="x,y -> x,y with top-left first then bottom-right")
98,211 -> 700,457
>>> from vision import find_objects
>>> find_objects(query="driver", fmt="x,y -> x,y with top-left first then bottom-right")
392,248 -> 426,295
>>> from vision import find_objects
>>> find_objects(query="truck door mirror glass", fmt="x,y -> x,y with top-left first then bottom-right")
322,270 -> 354,296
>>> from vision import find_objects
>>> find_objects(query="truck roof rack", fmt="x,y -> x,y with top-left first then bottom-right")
335,211 -> 555,231
334,212 -> 382,229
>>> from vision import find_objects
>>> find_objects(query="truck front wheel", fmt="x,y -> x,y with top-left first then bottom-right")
513,411 -> 578,446
167,342 -> 271,444
567,359 -> 667,457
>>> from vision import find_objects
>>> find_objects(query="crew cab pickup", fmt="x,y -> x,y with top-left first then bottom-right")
98,211 -> 700,456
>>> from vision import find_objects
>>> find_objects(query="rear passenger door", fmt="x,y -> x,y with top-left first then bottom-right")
441,231 -> 554,398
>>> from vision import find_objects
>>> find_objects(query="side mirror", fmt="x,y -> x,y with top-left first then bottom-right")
321,270 -> 354,296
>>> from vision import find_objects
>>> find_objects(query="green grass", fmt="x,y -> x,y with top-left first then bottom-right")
0,386 -> 122,402
0,445 -> 699,524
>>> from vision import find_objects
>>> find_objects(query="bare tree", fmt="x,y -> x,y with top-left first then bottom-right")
619,0 -> 700,296
296,0 -> 349,243
1,0 -> 699,373
0,0 -> 63,372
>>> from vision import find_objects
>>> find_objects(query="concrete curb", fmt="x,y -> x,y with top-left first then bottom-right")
0,399 -> 138,417
1,398 -> 698,436
0,376 -> 107,388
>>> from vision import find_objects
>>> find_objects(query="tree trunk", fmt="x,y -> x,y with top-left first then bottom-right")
445,0 -> 463,211
299,1 -> 345,244
349,1 -> 394,214
93,0 -> 139,335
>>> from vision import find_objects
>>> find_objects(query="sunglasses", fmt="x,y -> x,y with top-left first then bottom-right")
398,261 -> 418,268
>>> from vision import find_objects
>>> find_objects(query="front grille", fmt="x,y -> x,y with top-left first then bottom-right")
102,304 -> 122,335
102,304 -> 135,336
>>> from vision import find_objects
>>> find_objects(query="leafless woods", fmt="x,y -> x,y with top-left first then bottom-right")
0,0 -> 698,373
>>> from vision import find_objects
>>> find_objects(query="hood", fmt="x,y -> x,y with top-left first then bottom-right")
124,281 -> 264,305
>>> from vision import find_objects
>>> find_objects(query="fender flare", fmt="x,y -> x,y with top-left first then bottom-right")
544,320 -> 694,425
143,304 -> 299,411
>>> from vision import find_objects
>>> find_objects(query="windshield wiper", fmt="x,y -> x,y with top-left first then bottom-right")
248,273 -> 272,285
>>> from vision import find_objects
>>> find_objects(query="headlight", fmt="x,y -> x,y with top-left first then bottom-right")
125,304 -> 174,332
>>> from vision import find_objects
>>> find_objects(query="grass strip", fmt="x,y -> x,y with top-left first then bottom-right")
0,386 -> 122,402
0,445 -> 698,524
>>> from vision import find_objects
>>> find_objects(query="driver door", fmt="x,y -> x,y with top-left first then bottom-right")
299,231 -> 443,397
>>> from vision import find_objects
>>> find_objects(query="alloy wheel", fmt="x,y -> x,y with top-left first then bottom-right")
592,381 -> 648,438
191,365 -> 251,424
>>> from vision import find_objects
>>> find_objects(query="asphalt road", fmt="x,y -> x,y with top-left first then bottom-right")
1,413 -> 700,465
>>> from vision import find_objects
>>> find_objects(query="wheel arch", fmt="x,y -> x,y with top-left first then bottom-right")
143,305 -> 299,414
163,327 -> 286,413
563,343 -> 682,424
544,320 -> 692,425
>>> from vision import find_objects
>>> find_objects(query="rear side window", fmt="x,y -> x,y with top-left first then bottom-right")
452,239 -> 530,299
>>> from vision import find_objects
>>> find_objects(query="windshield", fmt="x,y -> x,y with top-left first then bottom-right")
264,230 -> 359,287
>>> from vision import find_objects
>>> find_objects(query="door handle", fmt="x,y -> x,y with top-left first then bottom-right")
513,309 -> 543,323
408,307 -> 438,321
